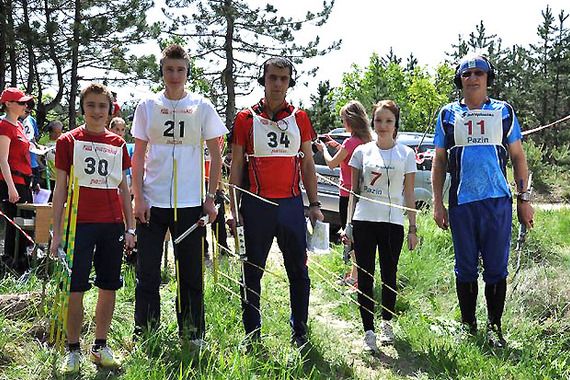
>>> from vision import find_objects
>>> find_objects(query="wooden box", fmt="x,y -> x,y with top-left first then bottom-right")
34,205 -> 53,244
16,203 -> 53,244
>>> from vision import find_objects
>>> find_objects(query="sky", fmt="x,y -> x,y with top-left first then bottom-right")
120,0 -> 567,109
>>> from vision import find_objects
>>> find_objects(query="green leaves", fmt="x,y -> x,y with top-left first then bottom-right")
322,53 -> 454,134
162,0 -> 341,128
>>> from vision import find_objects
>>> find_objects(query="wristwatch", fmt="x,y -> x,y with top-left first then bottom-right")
205,192 -> 216,201
309,201 -> 321,208
125,228 -> 136,236
517,192 -> 531,202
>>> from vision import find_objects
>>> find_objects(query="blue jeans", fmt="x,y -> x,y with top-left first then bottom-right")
240,194 -> 309,338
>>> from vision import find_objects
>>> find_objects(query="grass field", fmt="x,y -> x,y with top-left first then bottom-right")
0,207 -> 569,379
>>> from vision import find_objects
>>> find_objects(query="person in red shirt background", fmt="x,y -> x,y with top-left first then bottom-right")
0,87 -> 34,273
229,57 -> 323,349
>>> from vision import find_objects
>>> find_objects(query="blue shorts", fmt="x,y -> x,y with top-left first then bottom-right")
69,223 -> 124,292
449,197 -> 512,284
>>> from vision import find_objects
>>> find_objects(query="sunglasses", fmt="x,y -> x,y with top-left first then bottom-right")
461,70 -> 486,78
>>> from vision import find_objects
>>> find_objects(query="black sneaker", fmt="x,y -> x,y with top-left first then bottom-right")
291,335 -> 309,349
464,321 -> 477,336
241,330 -> 261,353
290,334 -> 313,362
486,323 -> 506,348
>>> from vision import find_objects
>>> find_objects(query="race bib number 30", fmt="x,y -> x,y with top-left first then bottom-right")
149,103 -> 201,146
73,141 -> 123,189
252,113 -> 301,157
454,109 -> 503,146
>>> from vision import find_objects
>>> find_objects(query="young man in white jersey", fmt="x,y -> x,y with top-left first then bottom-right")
229,57 -> 323,349
51,83 -> 135,373
131,44 -> 227,346
432,55 -> 534,348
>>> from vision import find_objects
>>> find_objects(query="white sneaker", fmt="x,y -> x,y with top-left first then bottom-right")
379,320 -> 395,345
363,330 -> 379,353
61,350 -> 81,374
90,345 -> 120,368
190,338 -> 207,350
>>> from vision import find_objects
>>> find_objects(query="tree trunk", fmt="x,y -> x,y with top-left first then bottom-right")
37,0 -> 65,129
6,0 -> 17,86
222,0 -> 236,130
0,0 -> 6,91
22,0 -> 35,92
69,0 -> 81,130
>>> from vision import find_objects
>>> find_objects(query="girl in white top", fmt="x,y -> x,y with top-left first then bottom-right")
348,100 -> 418,354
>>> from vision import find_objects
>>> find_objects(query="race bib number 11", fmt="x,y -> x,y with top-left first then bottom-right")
454,109 -> 503,146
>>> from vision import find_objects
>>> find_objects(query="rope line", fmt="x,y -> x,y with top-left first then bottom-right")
218,242 -> 288,283
316,173 -> 419,213
220,181 -> 279,207
307,256 -> 398,318
522,114 -> 570,136
307,260 -> 385,318
0,209 -> 36,245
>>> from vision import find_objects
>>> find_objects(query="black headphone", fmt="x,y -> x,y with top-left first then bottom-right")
257,57 -> 297,87
159,60 -> 191,78
454,56 -> 496,89
79,95 -> 113,116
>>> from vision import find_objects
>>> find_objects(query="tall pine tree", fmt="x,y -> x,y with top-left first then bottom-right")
162,0 -> 341,129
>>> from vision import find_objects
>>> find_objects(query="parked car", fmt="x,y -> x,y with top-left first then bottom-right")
302,129 -> 450,231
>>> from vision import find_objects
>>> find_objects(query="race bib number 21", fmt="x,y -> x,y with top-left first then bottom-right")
148,103 -> 201,146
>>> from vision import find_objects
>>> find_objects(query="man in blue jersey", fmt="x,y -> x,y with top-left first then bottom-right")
431,55 -> 534,348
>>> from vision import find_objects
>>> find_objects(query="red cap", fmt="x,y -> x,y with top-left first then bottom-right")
0,87 -> 34,103
112,101 -> 121,116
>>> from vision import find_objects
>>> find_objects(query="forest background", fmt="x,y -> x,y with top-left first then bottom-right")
1,2 -> 570,379
1,0 -> 569,198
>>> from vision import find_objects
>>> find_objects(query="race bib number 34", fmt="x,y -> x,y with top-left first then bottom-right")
252,113 -> 301,157
454,109 -> 503,146
73,141 -> 123,189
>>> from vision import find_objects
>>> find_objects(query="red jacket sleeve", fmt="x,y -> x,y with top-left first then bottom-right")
295,110 -> 317,142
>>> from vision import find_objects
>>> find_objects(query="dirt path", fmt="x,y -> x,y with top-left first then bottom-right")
261,240 -> 419,379
534,203 -> 569,211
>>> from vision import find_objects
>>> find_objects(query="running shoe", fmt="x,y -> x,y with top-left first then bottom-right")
61,350 -> 81,374
486,323 -> 506,348
90,345 -> 120,368
363,330 -> 379,353
337,273 -> 357,287
379,320 -> 395,345
190,338 -> 207,350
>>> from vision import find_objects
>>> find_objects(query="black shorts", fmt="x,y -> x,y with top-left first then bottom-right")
69,223 -> 124,292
